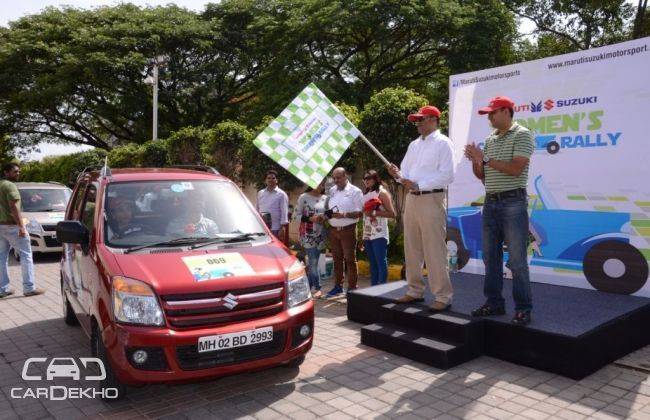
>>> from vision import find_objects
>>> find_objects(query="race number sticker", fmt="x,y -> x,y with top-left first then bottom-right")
182,253 -> 255,282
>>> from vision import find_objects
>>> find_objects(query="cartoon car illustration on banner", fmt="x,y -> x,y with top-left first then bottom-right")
446,175 -> 649,295
534,135 -> 560,155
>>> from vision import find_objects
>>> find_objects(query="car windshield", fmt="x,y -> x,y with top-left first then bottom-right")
19,188 -> 71,212
51,358 -> 75,365
104,180 -> 266,248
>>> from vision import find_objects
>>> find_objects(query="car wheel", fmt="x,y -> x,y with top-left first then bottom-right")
61,279 -> 79,326
546,141 -> 560,154
283,355 -> 305,368
583,241 -> 648,295
447,228 -> 470,271
93,326 -> 127,401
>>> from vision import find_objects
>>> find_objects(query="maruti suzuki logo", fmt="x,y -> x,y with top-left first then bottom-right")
544,99 -> 554,110
223,293 -> 238,310
530,101 -> 543,113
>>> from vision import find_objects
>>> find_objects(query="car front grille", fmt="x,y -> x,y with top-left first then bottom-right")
160,283 -> 285,329
175,330 -> 286,370
44,236 -> 60,247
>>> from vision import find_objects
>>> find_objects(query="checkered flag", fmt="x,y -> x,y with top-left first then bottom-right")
253,83 -> 361,188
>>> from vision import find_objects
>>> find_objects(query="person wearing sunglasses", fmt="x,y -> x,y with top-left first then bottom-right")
386,105 -> 455,312
362,170 -> 395,286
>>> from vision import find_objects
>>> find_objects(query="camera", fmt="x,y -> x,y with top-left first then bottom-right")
324,206 -> 339,219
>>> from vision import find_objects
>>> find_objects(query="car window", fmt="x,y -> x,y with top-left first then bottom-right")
80,184 -> 97,232
69,183 -> 87,221
19,188 -> 71,212
104,180 -> 266,247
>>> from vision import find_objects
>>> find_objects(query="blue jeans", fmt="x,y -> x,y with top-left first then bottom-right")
364,238 -> 388,286
0,226 -> 36,293
305,247 -> 322,290
482,195 -> 532,312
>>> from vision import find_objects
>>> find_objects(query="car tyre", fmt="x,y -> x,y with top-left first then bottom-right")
546,141 -> 560,154
61,279 -> 79,326
583,240 -> 648,295
93,326 -> 127,401
284,355 -> 305,368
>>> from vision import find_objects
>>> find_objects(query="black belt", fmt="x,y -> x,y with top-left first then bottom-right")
410,189 -> 444,196
485,188 -> 527,201
331,224 -> 356,231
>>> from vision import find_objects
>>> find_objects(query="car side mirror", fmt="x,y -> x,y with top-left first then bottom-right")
56,221 -> 89,247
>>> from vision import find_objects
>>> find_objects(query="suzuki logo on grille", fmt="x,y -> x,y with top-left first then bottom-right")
223,293 -> 238,310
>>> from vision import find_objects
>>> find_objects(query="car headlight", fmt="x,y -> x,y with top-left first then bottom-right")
25,218 -> 43,235
287,260 -> 311,308
112,276 -> 164,326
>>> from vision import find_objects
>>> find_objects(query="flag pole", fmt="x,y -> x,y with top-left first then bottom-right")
358,133 -> 390,166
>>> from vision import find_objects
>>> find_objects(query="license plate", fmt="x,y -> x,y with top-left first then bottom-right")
198,327 -> 273,353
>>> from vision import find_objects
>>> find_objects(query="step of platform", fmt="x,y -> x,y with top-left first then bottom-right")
379,303 -> 484,355
361,322 -> 477,369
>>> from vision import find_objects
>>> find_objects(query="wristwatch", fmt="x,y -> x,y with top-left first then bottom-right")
482,155 -> 491,166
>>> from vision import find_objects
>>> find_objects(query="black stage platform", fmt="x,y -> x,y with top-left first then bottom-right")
348,272 -> 650,379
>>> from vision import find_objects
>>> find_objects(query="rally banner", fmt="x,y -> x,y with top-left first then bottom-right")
253,83 -> 360,188
448,37 -> 650,297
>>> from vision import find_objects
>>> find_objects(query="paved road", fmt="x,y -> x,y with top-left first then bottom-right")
0,254 -> 649,419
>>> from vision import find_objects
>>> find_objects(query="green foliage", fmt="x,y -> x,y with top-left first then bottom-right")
201,121 -> 252,181
107,144 -> 141,168
503,0 -> 634,51
165,126 -> 207,165
358,87 -> 428,174
138,139 -> 169,167
20,149 -> 107,186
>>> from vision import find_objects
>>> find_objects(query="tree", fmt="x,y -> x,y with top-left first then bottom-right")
201,121 -> 252,182
276,0 -> 517,109
503,0 -> 634,51
632,0 -> 649,39
0,3 -> 283,150
165,126 -> 207,165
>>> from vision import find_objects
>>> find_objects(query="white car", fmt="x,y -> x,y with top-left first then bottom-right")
16,182 -> 72,256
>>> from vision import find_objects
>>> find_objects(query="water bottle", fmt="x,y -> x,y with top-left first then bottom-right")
448,247 -> 458,273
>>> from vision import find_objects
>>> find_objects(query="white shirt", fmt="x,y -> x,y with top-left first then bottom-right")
256,187 -> 289,231
327,182 -> 363,228
400,130 -> 455,191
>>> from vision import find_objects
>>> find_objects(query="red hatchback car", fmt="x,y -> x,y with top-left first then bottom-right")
57,167 -> 313,399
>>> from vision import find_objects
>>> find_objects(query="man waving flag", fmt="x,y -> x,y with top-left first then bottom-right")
253,83 -> 366,188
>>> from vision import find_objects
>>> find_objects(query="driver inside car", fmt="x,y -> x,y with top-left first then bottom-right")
165,193 -> 219,237
106,197 -> 146,241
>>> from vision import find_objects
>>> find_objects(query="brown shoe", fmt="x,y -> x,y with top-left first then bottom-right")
429,301 -> 451,312
23,288 -> 45,297
312,290 -> 322,299
395,295 -> 424,303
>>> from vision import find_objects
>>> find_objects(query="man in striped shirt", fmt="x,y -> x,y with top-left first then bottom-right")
464,96 -> 534,326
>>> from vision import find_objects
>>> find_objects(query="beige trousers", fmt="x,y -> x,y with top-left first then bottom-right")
403,192 -> 453,304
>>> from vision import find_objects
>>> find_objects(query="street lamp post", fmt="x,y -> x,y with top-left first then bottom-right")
144,55 -> 166,141
152,62 -> 159,141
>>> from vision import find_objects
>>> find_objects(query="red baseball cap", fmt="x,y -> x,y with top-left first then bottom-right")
478,96 -> 515,115
408,105 -> 441,122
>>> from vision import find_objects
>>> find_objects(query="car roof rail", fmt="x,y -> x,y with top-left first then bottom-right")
167,165 -> 220,175
47,181 -> 65,186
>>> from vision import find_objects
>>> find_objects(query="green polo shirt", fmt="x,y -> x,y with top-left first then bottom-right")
483,122 -> 534,193
0,180 -> 21,223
